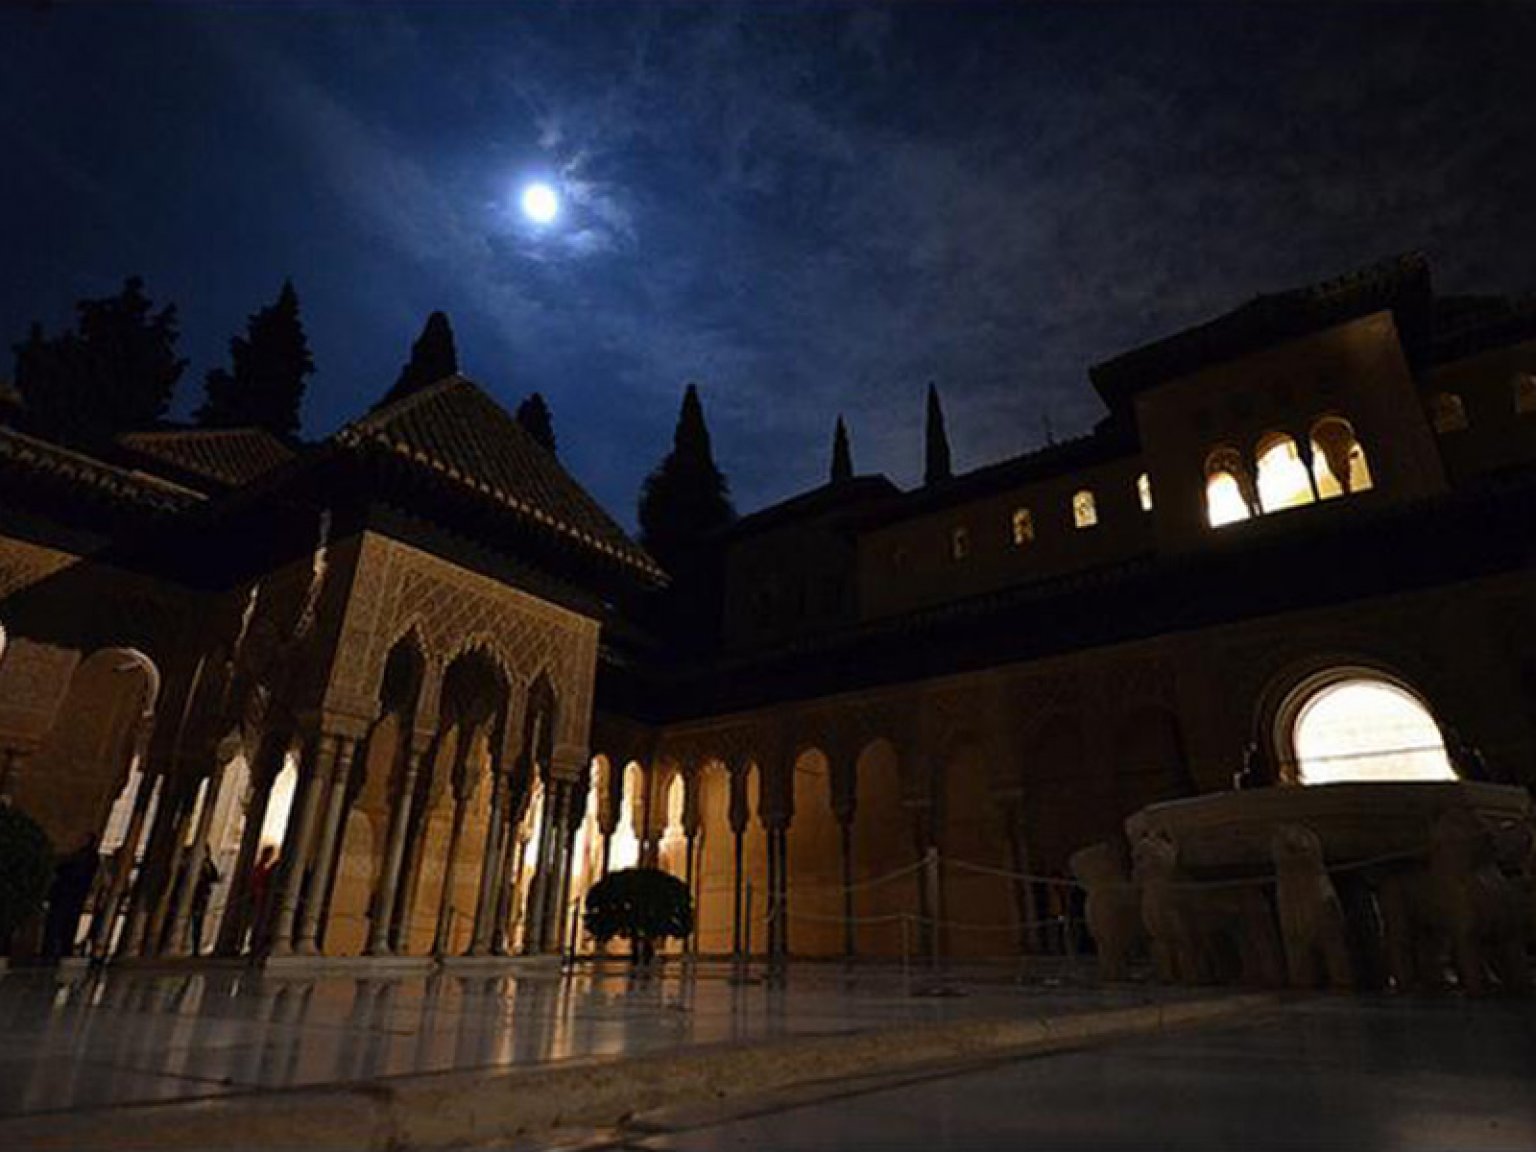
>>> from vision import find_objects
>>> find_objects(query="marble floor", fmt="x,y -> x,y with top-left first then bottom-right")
0,959 -> 1190,1118
611,997 -> 1536,1152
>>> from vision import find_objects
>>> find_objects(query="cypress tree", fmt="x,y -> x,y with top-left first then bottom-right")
196,280 -> 314,438
924,381 -> 952,486
830,415 -> 853,484
383,311 -> 458,405
638,383 -> 735,574
515,392 -> 557,454
12,277 -> 185,446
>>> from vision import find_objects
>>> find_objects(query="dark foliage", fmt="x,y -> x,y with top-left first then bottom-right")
638,383 -> 735,574
12,277 -> 186,446
196,279 -> 314,437
0,804 -> 54,954
515,392 -> 557,454
830,415 -> 853,484
925,381 -> 952,485
583,867 -> 693,961
383,311 -> 458,405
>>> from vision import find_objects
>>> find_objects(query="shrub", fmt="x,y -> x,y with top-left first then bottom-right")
583,867 -> 693,965
0,804 -> 55,954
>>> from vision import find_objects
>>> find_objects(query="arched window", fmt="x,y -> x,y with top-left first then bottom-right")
1072,489 -> 1097,529
1309,416 -> 1374,499
950,526 -> 970,561
260,750 -> 301,849
1011,507 -> 1034,547
1515,373 -> 1536,416
1204,447 -> 1251,528
1287,675 -> 1456,785
1255,433 -> 1315,513
1429,392 -> 1468,434
1136,472 -> 1153,513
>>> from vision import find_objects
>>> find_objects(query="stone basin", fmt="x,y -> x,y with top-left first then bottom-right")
1123,781 -> 1532,878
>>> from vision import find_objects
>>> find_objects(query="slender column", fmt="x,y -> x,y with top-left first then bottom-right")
431,741 -> 476,957
267,735 -> 330,958
554,791 -> 579,953
731,829 -> 745,957
90,743 -> 157,960
494,808 -> 525,955
141,782 -> 202,956
469,769 -> 509,955
120,780 -> 189,958
911,804 -> 935,960
776,828 -> 790,961
366,739 -> 425,956
684,831 -> 698,953
764,825 -> 780,961
533,782 -> 569,953
840,820 -> 855,958
167,760 -> 227,955
521,784 -> 552,954
296,737 -> 357,955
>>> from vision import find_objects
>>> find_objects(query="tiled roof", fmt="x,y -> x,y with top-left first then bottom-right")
118,426 -> 295,489
0,426 -> 203,515
335,374 -> 664,584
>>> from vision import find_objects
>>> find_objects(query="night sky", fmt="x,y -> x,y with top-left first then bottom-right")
5,2 -> 1536,526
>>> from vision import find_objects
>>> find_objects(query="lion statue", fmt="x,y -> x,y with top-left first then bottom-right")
1376,807 -> 1530,995
1069,841 -> 1143,982
1270,823 -> 1353,990
1133,829 -> 1283,987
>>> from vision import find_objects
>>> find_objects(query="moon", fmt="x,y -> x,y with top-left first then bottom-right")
520,182 -> 560,225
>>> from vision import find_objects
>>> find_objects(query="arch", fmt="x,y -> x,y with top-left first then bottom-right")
608,760 -> 644,872
1429,392 -> 1468,434
1011,507 -> 1035,547
566,760 -> 606,950
786,747 -> 840,956
1204,447 -> 1252,527
1515,373 -> 1536,416
18,647 -> 161,849
1255,432 -> 1315,513
657,772 -> 688,880
937,741 -> 1016,957
1309,415 -> 1374,498
1071,489 -> 1098,529
1275,668 -> 1456,785
850,738 -> 914,956
1136,472 -> 1153,513
693,759 -> 735,955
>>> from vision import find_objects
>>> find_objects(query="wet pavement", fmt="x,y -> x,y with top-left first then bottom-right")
610,997 -> 1536,1152
0,958 -> 1194,1118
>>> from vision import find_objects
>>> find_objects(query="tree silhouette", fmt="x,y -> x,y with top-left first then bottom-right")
12,277 -> 186,446
924,381 -> 952,486
196,280 -> 314,437
383,311 -> 458,405
515,392 -> 557,454
830,415 -> 853,484
638,383 -> 735,573
583,867 -> 693,966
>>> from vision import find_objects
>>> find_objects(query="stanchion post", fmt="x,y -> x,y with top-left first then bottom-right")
924,847 -> 941,975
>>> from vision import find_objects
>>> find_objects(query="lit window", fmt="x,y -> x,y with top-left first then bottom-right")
1206,472 -> 1250,527
1136,473 -> 1153,513
1515,374 -> 1536,416
1072,490 -> 1097,529
1204,447 -> 1251,528
1292,678 -> 1455,785
1310,416 -> 1373,498
951,526 -> 970,560
1255,434 -> 1315,513
1429,392 -> 1468,434
1011,508 -> 1034,546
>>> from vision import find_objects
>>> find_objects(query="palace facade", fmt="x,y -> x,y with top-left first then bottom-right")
3,253 -> 1535,963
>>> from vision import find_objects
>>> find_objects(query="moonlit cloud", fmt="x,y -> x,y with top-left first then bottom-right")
2,3 -> 1536,525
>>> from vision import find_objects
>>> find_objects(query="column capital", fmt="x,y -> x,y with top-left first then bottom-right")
548,744 -> 590,783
